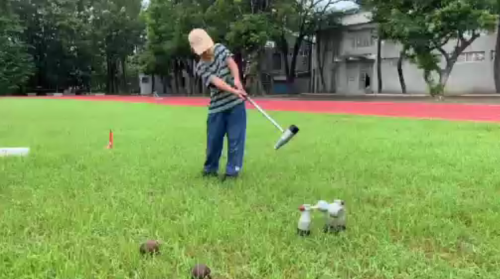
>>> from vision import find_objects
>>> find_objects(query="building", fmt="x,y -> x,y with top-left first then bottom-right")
312,10 -> 498,94
259,34 -> 314,94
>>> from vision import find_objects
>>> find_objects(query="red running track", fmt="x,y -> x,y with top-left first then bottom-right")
16,95 -> 500,123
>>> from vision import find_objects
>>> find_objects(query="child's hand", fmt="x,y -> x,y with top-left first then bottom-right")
235,89 -> 247,100
234,78 -> 244,91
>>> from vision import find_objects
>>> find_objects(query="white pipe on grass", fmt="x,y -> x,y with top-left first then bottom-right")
0,148 -> 30,157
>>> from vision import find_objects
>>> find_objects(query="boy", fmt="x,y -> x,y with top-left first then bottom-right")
188,28 -> 247,180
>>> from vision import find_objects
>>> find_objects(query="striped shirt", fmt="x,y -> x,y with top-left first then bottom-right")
195,43 -> 244,114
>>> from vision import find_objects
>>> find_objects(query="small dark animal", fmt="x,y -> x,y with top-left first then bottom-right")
191,263 -> 212,279
139,240 -> 160,255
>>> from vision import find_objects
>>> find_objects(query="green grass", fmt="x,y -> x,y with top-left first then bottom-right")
1,98 -> 500,279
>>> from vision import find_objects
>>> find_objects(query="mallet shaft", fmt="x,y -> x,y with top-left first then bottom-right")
246,97 -> 284,132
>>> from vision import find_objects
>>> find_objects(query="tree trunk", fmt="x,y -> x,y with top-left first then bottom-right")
183,60 -> 196,95
248,72 -> 265,96
121,57 -> 127,94
494,21 -> 500,93
151,74 -> 155,94
278,33 -> 290,78
425,63 -> 454,98
287,35 -> 304,86
439,68 -> 451,89
162,76 -> 167,95
397,50 -> 406,94
176,70 -> 183,94
172,62 -> 179,94
106,58 -> 111,94
315,32 -> 326,92
376,37 -> 382,93
233,52 -> 244,82
245,50 -> 265,95
109,61 -> 117,94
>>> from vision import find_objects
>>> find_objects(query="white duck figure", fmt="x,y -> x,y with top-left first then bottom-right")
324,199 -> 347,233
297,204 -> 313,236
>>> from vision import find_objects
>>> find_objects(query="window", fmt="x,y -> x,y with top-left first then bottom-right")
141,77 -> 149,84
302,56 -> 308,66
356,37 -> 363,47
471,52 -> 485,61
352,33 -> 374,48
383,57 -> 398,67
491,50 -> 495,61
455,51 -> 486,63
463,30 -> 489,38
272,52 -> 282,70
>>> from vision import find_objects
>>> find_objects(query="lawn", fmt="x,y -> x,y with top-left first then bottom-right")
1,98 -> 500,279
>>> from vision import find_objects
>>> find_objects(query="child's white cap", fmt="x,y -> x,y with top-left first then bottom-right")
188,28 -> 214,55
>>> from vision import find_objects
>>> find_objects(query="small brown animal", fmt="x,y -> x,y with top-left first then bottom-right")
191,263 -> 212,279
139,240 -> 160,255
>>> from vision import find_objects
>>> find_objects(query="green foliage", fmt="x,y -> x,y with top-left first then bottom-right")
0,5 -> 33,95
364,0 -> 497,95
406,48 -> 442,95
0,0 -> 144,94
141,0 -> 344,90
225,13 -> 271,53
141,0 -> 276,94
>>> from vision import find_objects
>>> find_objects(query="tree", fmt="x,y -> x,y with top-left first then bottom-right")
364,0 -> 497,96
396,46 -> 408,93
376,34 -> 382,93
271,0 -> 342,90
492,0 -> 500,93
143,0 -> 208,95
0,1 -> 33,95
314,9 -> 343,92
90,0 -> 144,94
5,0 -> 144,94
143,0 -> 276,95
226,13 -> 272,95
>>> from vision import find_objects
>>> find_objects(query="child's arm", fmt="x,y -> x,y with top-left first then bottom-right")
210,76 -> 239,95
215,43 -> 243,90
227,57 -> 243,89
196,62 -> 247,99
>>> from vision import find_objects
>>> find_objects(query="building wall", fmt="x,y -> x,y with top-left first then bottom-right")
139,74 -> 165,95
376,32 -> 497,94
139,69 -> 198,95
313,11 -> 499,94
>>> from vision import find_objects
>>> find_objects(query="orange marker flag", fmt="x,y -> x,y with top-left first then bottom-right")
107,129 -> 113,149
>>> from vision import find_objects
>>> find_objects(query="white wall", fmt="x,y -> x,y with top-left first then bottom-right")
313,11 -> 500,94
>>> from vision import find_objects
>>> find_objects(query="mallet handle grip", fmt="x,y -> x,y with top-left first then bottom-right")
246,97 -> 284,132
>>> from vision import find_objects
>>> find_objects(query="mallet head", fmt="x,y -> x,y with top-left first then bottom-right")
314,200 -> 330,212
274,125 -> 299,150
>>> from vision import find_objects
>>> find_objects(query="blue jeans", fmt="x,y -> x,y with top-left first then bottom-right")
204,102 -> 246,176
